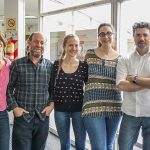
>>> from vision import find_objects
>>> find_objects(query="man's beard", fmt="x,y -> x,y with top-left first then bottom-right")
30,50 -> 42,58
137,43 -> 148,50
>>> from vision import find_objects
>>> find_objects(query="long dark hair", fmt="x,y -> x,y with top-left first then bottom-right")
0,33 -> 7,56
97,23 -> 115,48
0,33 -> 7,47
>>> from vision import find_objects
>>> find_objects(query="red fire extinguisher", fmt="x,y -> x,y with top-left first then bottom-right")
6,38 -> 14,62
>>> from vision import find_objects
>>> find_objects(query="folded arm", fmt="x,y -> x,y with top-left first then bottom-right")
116,56 -> 143,92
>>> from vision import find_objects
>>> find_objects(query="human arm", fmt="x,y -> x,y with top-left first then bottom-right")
49,61 -> 57,102
41,62 -> 56,116
126,75 -> 150,89
13,107 -> 29,117
116,56 -> 143,92
6,61 -> 19,110
84,61 -> 88,83
6,61 -> 29,115
41,102 -> 54,116
117,80 -> 143,92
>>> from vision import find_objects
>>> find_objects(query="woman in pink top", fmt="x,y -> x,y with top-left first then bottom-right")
0,33 -> 11,150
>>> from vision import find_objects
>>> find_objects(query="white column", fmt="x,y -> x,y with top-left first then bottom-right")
4,0 -> 25,58
111,0 -> 121,51
4,0 -> 25,124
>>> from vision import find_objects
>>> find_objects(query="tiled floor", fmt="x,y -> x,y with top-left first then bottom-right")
46,131 -> 76,150
9,124 -> 142,150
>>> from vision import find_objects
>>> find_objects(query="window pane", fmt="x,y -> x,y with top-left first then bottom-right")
42,0 -> 101,13
74,4 -> 111,30
120,0 -> 150,55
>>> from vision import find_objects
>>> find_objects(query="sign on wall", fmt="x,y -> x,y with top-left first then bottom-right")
6,18 -> 16,31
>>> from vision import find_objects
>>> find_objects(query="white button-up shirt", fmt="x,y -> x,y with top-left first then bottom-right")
116,50 -> 150,117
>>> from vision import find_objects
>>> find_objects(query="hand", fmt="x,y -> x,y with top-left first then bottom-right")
42,102 -> 54,116
126,75 -> 134,82
13,107 -> 29,117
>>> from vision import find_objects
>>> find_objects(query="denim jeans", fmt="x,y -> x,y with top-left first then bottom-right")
54,111 -> 86,150
12,114 -> 49,150
118,113 -> 150,150
83,116 -> 121,150
0,110 -> 10,150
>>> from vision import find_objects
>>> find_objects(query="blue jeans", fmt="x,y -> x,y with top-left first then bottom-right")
0,110 -> 10,150
55,111 -> 86,150
12,114 -> 49,150
83,116 -> 121,150
118,113 -> 150,150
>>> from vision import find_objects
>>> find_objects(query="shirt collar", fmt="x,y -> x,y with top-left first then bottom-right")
26,54 -> 44,64
134,48 -> 150,56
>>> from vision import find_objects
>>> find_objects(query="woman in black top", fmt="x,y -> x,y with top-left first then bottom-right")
51,34 -> 88,150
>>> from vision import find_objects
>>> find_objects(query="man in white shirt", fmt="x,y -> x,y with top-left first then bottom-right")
116,22 -> 150,150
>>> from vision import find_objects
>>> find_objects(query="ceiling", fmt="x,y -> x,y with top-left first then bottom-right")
0,0 -> 102,16
0,0 -> 38,25
25,0 -> 38,16
0,0 -> 106,26
0,0 -> 38,16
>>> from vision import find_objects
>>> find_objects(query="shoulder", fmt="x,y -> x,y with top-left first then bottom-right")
85,49 -> 95,61
43,58 -> 52,65
79,61 -> 88,75
112,49 -> 120,57
54,59 -> 59,65
118,52 -> 133,62
4,57 -> 11,65
79,60 -> 88,67
86,49 -> 95,55
11,56 -> 26,65
41,59 -> 53,71
16,56 -> 27,62
52,60 -> 59,72
9,57 -> 26,71
53,60 -> 59,68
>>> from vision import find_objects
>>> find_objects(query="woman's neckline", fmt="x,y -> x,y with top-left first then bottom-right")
61,60 -> 80,74
94,48 -> 119,61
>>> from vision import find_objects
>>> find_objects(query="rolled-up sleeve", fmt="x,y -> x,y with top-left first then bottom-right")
116,56 -> 128,85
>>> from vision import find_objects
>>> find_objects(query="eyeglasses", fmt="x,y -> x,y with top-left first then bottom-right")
98,31 -> 114,38
133,22 -> 150,30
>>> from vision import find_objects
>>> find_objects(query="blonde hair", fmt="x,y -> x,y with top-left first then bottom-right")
0,33 -> 7,48
56,34 -> 79,78
0,33 -> 7,56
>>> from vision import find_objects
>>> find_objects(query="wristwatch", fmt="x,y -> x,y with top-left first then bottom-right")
133,75 -> 138,83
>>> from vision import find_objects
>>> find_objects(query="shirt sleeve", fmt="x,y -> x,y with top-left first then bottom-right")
116,56 -> 128,85
84,61 -> 88,83
49,60 -> 58,101
6,61 -> 18,111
